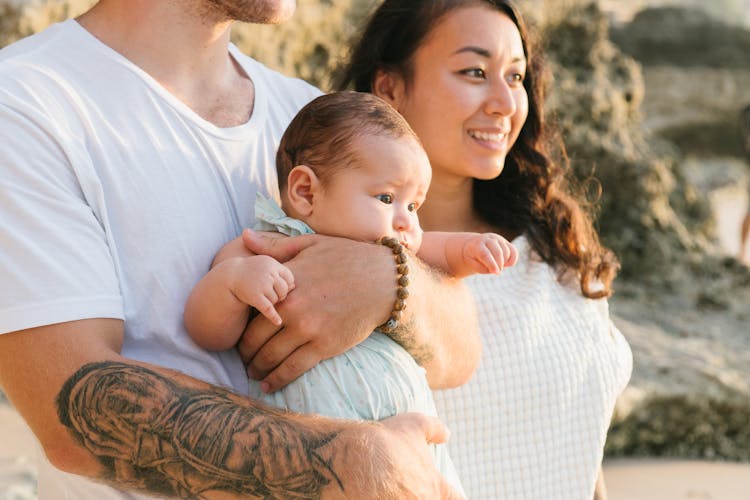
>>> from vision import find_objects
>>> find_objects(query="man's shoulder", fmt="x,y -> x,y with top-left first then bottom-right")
0,20 -> 75,65
0,20 -> 82,95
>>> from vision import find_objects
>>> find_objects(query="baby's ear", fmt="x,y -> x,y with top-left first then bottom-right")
286,165 -> 320,217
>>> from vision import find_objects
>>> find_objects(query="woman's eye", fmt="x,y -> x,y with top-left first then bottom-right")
376,194 -> 393,204
508,71 -> 525,86
408,202 -> 417,212
461,68 -> 486,79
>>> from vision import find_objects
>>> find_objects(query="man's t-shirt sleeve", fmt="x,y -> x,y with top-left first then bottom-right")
0,92 -> 123,335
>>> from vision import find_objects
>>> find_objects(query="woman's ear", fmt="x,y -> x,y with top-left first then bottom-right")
285,165 -> 320,217
373,69 -> 407,111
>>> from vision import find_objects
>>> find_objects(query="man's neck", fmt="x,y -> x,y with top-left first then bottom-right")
77,0 -> 254,127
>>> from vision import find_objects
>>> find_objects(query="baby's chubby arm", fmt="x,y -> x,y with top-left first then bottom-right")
184,235 -> 294,351
418,231 -> 518,279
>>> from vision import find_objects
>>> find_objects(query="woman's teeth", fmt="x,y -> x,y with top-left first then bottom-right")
469,130 -> 506,142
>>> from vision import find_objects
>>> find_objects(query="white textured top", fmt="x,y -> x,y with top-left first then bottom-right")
433,236 -> 632,500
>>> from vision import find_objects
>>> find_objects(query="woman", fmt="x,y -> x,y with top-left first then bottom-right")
739,104 -> 750,263
338,1 -> 633,498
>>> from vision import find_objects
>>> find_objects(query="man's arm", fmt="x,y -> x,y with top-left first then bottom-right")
0,319 -> 461,499
388,256 -> 481,388
239,230 -> 480,391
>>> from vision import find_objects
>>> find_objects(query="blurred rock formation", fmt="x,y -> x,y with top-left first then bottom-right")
537,2 -> 750,461
0,0 -> 92,47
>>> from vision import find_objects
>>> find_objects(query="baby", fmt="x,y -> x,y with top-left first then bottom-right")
184,91 -> 517,495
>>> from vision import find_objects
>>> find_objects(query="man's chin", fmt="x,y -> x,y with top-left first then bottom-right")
238,0 -> 297,24
207,0 -> 297,25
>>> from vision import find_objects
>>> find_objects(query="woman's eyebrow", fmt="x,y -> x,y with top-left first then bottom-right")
452,46 -> 527,64
453,46 -> 492,58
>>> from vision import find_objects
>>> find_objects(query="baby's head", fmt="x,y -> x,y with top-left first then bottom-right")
276,91 -> 432,250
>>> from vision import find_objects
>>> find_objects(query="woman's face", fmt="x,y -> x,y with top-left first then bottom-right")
378,5 -> 529,186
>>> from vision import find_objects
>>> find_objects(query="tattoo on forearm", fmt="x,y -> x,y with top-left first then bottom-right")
56,362 -> 343,498
385,317 -> 434,366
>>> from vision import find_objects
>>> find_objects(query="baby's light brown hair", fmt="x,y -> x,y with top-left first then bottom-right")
276,91 -> 421,193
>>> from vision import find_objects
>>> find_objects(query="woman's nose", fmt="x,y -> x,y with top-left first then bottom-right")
484,79 -> 517,117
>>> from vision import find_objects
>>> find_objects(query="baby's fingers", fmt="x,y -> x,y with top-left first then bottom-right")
273,265 -> 295,301
255,296 -> 283,326
474,243 -> 501,274
503,242 -> 518,268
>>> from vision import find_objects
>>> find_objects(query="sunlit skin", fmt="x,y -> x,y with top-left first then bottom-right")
300,134 -> 432,251
200,0 -> 297,24
376,6 -> 528,233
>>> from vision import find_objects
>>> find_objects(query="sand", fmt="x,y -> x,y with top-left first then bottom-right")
0,404 -> 37,500
3,401 -> 750,500
604,459 -> 750,500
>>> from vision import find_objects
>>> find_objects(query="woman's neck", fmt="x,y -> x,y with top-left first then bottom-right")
421,172 -> 521,240
420,174 -> 486,233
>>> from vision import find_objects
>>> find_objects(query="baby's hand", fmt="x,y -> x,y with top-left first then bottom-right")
463,233 -> 518,274
230,255 -> 295,326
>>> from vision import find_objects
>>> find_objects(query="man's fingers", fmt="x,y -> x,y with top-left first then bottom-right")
382,413 -> 450,445
418,414 -> 450,445
260,345 -> 321,392
248,326 -> 308,380
242,229 -> 319,263
237,315 -> 279,367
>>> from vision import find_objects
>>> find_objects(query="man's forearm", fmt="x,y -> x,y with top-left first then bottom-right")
388,260 -> 480,389
56,361 -> 351,498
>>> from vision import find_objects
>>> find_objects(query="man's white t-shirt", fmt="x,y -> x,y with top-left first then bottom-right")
0,19 -> 320,498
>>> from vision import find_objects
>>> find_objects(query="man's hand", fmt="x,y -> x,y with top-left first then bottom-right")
326,413 -> 464,499
238,229 -> 394,392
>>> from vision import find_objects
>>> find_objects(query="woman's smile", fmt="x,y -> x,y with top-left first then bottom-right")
467,127 -> 510,151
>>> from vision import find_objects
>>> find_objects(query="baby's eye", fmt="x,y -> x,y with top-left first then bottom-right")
408,202 -> 417,212
376,194 -> 393,204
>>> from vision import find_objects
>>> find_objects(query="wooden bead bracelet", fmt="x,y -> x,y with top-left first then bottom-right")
377,236 -> 409,334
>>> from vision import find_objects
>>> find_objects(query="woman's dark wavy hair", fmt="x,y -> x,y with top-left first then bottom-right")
337,0 -> 618,298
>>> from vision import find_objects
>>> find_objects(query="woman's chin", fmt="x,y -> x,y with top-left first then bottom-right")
470,163 -> 506,181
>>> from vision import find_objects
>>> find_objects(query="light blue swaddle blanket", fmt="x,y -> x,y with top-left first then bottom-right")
250,194 -> 465,496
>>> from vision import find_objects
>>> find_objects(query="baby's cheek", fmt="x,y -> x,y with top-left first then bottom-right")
411,228 -> 424,253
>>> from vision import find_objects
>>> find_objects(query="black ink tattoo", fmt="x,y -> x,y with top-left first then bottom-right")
56,362 -> 343,498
